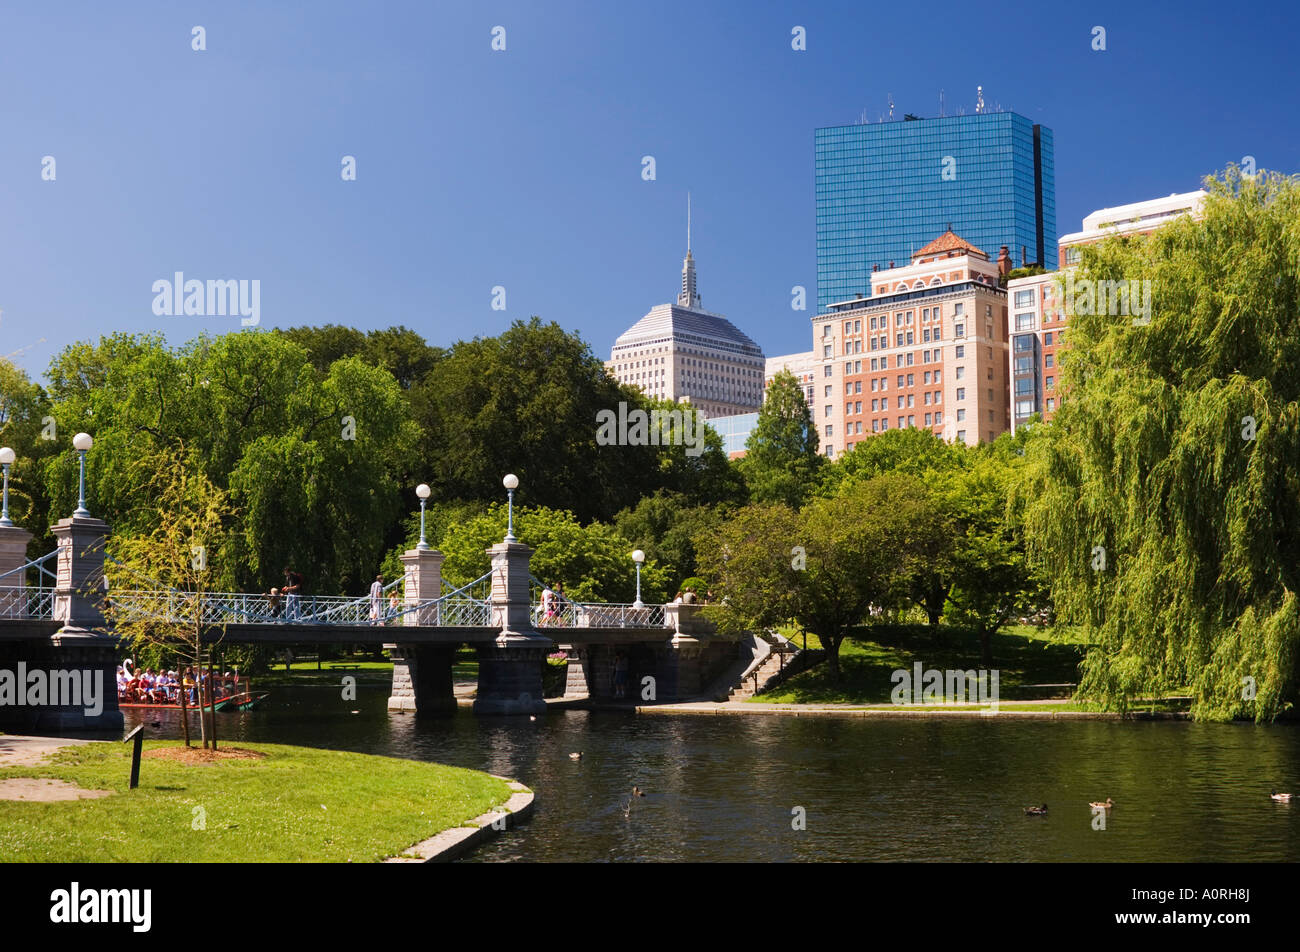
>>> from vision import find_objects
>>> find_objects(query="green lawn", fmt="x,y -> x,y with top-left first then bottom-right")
758,624 -> 1091,705
0,741 -> 514,863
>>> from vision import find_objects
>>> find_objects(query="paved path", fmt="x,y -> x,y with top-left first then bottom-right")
0,734 -> 95,768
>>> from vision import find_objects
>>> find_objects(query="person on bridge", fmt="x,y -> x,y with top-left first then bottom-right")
283,567 -> 303,620
540,583 -> 556,626
369,574 -> 385,625
387,588 -> 401,623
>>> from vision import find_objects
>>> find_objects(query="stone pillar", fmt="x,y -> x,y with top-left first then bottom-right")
0,516 -> 123,733
0,633 -> 123,733
387,548 -> 455,714
52,515 -> 109,629
652,604 -> 719,702
386,644 -> 456,715
0,524 -> 34,616
400,547 -> 443,626
561,644 -> 588,697
475,540 -> 550,715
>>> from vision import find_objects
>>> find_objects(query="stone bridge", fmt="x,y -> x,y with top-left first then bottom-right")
0,512 -> 740,733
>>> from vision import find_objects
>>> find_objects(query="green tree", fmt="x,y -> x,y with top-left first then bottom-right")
434,504 -> 669,603
741,369 -> 821,507
416,318 -> 662,521
104,447 -> 236,748
697,475 -> 923,680
1022,167 -> 1300,720
612,490 -> 732,590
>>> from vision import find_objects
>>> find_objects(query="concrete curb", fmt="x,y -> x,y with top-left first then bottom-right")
384,777 -> 535,863
634,703 -> 1188,720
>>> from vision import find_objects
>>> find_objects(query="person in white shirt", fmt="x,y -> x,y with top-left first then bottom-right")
369,575 -> 384,625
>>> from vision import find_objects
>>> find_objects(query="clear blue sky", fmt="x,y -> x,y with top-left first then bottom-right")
3,0 -> 1296,380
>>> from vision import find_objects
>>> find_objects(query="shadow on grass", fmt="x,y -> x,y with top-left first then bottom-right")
760,624 -> 1090,705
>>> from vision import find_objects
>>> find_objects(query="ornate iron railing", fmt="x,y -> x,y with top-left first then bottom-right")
0,585 -> 56,620
530,576 -> 667,628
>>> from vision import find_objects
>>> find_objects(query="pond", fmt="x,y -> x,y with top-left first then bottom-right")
123,684 -> 1300,862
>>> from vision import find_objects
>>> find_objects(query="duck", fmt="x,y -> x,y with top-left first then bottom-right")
632,785 -> 646,798
1270,790 -> 1293,802
1024,804 -> 1049,816
1088,798 -> 1114,809
568,752 -> 582,760
621,799 -> 632,817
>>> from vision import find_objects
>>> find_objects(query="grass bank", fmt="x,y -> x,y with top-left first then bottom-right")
0,741 -> 514,862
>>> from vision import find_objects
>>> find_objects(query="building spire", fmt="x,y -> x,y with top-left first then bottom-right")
678,193 -> 701,309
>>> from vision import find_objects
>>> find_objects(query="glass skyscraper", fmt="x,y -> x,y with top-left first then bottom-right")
815,112 -> 1055,312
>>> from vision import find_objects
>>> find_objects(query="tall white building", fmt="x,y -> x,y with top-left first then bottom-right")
607,231 -> 765,419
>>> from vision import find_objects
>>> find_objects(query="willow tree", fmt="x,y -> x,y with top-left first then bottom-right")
104,448 -> 235,747
1021,167 -> 1300,721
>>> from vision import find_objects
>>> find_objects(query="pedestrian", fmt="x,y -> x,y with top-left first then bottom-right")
369,574 -> 384,625
554,582 -> 567,626
613,651 -> 629,699
540,583 -> 556,626
388,589 -> 401,624
283,567 -> 303,620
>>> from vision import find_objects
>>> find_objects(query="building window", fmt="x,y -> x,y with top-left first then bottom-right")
1045,354 -> 1054,368
1044,332 -> 1053,346
957,429 -> 966,443
1014,289 -> 1034,310
1064,247 -> 1081,265
825,425 -> 833,436
1016,313 -> 1036,331
824,365 -> 833,377
823,324 -> 832,338
872,399 -> 878,411
956,366 -> 965,380
957,409 -> 966,421
934,411 -> 942,423
957,387 -> 965,401
825,405 -> 832,417
925,413 -> 932,425
1046,398 -> 1055,411
1046,376 -> 1055,389
881,396 -> 889,409
955,323 -> 965,338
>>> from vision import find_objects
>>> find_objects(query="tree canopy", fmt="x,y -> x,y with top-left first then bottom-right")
1021,167 -> 1300,721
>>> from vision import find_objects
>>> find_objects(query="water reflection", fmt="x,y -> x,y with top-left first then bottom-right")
123,686 -> 1300,862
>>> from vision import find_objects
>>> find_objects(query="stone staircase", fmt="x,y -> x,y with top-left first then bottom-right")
722,630 -> 811,701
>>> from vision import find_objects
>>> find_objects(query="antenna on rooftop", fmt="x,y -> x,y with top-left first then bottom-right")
939,89 -> 945,117
888,94 -> 895,120
976,85 -> 985,114
687,191 -> 691,252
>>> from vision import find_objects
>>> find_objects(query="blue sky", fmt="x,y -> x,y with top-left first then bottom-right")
3,0 -> 1296,380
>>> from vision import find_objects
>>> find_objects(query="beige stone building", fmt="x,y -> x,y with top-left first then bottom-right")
607,245 -> 765,419
813,229 -> 1011,456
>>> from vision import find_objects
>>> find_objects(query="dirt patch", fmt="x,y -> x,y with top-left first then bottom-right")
143,746 -> 267,764
0,778 -> 113,802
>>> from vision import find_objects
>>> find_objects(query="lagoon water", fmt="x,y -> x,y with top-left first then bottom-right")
124,685 -> 1300,862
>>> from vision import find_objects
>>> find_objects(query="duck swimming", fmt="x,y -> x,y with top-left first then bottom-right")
1089,798 -> 1114,809
1024,804 -> 1048,816
1270,790 -> 1293,802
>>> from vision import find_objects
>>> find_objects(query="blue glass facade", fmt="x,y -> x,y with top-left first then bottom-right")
815,113 -> 1056,312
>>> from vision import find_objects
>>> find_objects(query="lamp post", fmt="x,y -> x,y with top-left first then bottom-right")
0,447 -> 14,527
503,474 -> 519,542
632,549 -> 645,608
415,483 -> 431,550
72,432 -> 93,518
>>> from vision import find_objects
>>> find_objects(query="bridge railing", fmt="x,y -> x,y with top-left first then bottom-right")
0,585 -> 56,620
103,584 -> 496,629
